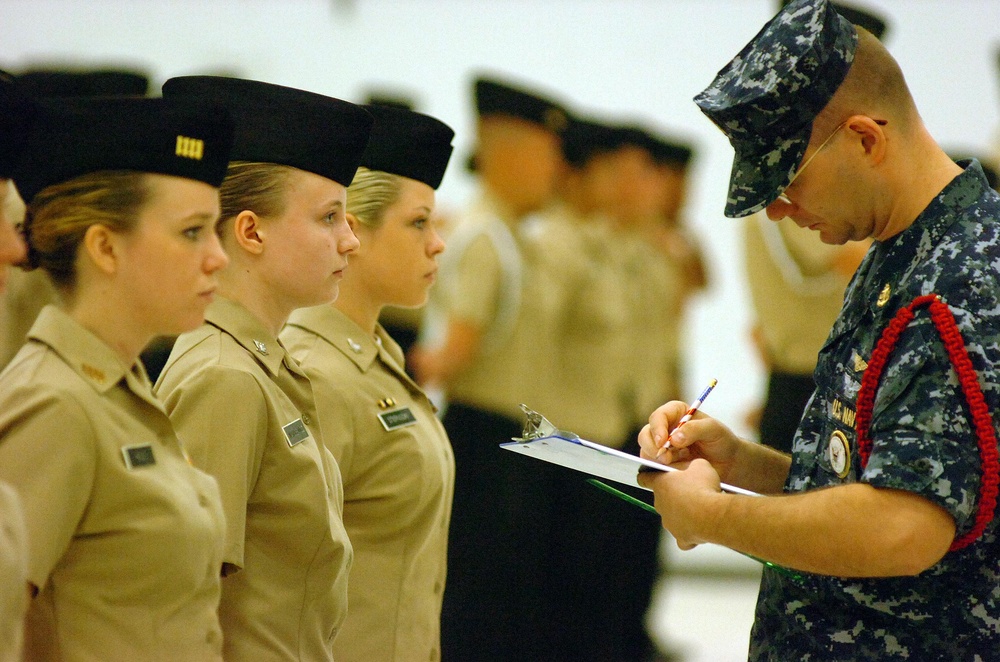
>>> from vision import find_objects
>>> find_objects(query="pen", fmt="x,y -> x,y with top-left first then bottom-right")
656,378 -> 717,457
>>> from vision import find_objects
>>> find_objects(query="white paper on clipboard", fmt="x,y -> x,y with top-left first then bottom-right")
500,430 -> 758,497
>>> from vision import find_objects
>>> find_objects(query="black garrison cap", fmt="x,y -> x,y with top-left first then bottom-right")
16,68 -> 150,98
12,96 -> 234,202
162,76 -> 373,187
473,75 -> 570,135
359,104 -> 454,190
1,70 -> 38,178
561,117 -> 625,168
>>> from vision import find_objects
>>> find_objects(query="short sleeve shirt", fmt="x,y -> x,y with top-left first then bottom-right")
526,203 -> 632,444
283,306 -> 455,662
750,162 -> 1000,660
155,297 -> 352,662
0,306 -> 226,662
0,482 -> 27,662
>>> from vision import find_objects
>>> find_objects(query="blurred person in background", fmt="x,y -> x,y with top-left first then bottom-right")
744,0 -> 887,452
411,74 -> 570,661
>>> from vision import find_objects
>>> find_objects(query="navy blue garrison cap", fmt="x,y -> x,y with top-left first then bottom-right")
12,96 -> 234,202
0,71 -> 38,179
695,0 -> 857,217
359,104 -> 455,190
474,75 -> 570,135
163,76 -> 373,187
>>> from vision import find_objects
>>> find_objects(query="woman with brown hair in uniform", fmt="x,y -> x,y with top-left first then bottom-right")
0,94 -> 234,660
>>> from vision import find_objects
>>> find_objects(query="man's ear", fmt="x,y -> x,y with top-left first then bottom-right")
849,115 -> 888,164
232,210 -> 265,255
81,223 -> 120,275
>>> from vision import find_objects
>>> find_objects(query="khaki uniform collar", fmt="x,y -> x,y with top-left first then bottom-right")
27,305 -> 160,407
286,306 -> 423,395
205,297 -> 301,378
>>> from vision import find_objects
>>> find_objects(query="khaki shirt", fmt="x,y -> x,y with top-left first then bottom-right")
744,214 -> 851,374
427,189 -> 564,419
527,203 -> 631,444
283,306 -> 455,662
0,269 -> 59,370
616,229 -> 684,430
0,482 -> 27,662
155,297 -> 351,662
0,306 -> 225,661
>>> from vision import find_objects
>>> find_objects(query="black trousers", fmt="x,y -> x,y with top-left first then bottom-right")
440,403 -> 661,662
759,371 -> 816,454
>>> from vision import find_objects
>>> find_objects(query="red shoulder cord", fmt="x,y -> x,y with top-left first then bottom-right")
855,293 -> 1000,552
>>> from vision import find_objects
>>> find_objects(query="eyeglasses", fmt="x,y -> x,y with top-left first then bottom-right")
775,118 -> 887,205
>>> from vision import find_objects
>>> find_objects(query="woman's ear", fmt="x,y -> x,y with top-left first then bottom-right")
232,210 -> 265,255
81,223 -> 120,275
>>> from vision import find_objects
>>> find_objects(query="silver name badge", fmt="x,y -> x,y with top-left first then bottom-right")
378,408 -> 417,431
122,443 -> 156,470
282,418 -> 310,447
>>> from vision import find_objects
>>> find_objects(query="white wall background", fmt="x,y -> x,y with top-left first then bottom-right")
4,0 -> 999,437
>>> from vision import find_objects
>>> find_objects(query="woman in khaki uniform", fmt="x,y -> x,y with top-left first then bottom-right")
0,72 -> 35,662
154,76 -> 372,662
0,95 -> 233,660
281,104 -> 455,662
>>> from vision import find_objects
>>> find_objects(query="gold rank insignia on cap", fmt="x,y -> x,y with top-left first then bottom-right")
253,340 -> 268,355
377,397 -> 397,410
877,283 -> 891,307
81,363 -> 106,384
175,135 -> 205,160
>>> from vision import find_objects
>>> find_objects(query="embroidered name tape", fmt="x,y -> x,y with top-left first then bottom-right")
122,443 -> 156,469
378,408 -> 417,431
282,418 -> 310,447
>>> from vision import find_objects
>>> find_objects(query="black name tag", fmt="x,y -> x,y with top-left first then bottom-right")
378,408 -> 417,431
122,444 -> 156,470
282,418 -> 310,447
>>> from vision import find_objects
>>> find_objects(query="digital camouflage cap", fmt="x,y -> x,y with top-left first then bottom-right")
694,0 -> 857,217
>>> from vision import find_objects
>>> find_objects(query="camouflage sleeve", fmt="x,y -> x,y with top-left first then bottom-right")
861,313 -> 989,537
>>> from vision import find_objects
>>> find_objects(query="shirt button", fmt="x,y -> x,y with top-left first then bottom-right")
198,494 -> 209,508
434,581 -> 442,594
302,414 -> 312,425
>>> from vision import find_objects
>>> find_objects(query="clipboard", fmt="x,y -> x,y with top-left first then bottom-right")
500,405 -> 759,497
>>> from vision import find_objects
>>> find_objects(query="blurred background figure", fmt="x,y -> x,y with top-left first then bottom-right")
0,67 -> 150,372
743,0 -> 886,453
412,74 -> 570,661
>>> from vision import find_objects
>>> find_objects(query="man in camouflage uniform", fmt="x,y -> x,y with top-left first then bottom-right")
637,0 -> 1000,659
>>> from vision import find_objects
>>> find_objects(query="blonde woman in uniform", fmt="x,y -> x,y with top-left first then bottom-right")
281,103 -> 455,662
154,76 -> 372,662
0,95 -> 233,660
